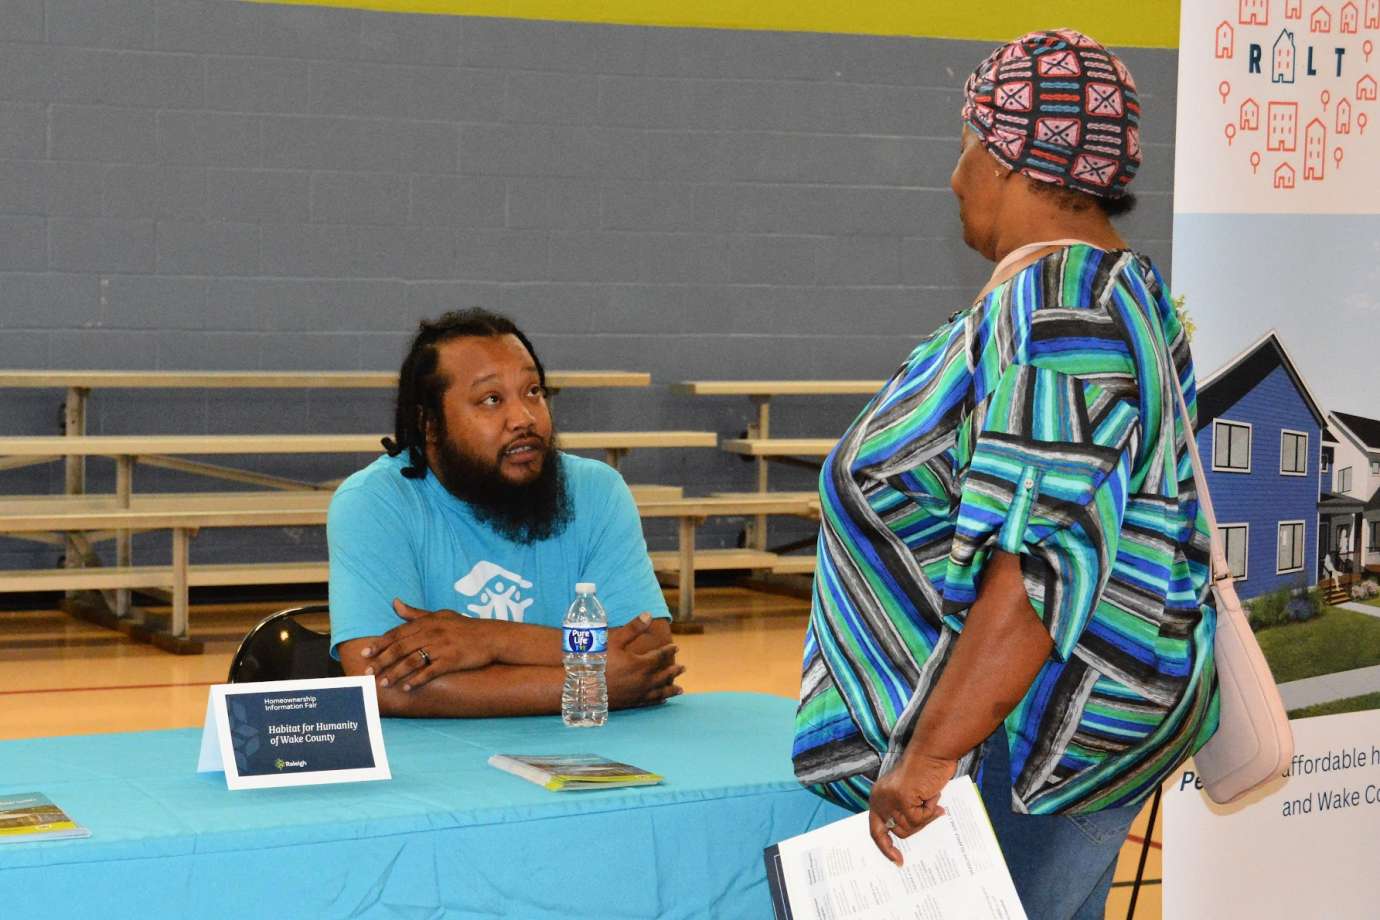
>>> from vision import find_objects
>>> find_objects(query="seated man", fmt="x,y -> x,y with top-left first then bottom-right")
328,308 -> 683,716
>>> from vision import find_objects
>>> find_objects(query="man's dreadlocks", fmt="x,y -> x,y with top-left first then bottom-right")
382,309 -> 547,479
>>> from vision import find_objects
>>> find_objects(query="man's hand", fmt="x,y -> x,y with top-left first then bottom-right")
606,613 -> 684,709
867,750 -> 955,867
361,599 -> 498,692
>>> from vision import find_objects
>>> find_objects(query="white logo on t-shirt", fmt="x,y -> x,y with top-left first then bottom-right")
454,561 -> 535,622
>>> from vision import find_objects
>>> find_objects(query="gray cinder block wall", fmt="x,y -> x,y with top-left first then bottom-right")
0,1 -> 1177,569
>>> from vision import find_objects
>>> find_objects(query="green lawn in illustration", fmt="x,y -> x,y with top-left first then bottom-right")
1289,692 -> 1380,719
1256,607 -> 1380,684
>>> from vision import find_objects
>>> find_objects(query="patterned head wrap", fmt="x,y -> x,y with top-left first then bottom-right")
961,28 -> 1141,198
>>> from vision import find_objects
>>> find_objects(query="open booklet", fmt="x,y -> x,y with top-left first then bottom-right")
765,776 -> 1026,920
0,792 -> 90,844
487,753 -> 663,791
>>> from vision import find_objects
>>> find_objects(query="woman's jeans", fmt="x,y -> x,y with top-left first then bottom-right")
977,730 -> 1142,920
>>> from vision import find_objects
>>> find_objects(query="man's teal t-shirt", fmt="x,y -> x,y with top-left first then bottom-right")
327,452 -> 670,657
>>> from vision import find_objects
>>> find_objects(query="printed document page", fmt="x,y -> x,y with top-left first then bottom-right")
774,777 -> 1026,920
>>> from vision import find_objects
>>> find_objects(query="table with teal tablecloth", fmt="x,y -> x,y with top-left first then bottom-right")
0,691 -> 847,919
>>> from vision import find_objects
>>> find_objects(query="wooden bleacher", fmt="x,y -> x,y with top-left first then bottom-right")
675,380 -> 874,552
670,380 -> 884,398
0,493 -> 818,648
0,368 -> 651,485
719,437 -> 834,458
0,370 -> 867,650
0,430 -> 717,478
0,370 -> 653,390
0,430 -> 716,623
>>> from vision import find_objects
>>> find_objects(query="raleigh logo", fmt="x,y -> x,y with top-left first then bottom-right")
275,759 -> 306,770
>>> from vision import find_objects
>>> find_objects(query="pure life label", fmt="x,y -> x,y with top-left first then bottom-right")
563,626 -> 608,654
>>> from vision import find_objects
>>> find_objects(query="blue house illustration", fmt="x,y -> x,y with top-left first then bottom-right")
1194,331 -> 1325,600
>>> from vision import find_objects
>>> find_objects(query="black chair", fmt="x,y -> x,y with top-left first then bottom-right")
227,604 -> 343,683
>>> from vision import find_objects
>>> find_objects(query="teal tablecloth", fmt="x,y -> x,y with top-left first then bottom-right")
0,692 -> 847,919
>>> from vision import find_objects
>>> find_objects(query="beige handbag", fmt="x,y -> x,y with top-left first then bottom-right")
1172,375 -> 1294,805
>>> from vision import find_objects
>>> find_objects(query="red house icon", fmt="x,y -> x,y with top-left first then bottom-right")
1274,161 -> 1296,188
1268,101 -> 1300,150
1286,0 -> 1304,18
1241,0 -> 1270,25
1337,97 -> 1353,133
1367,0 -> 1380,29
1304,118 -> 1327,179
1359,74 -> 1379,101
1342,1 -> 1360,32
1217,21 -> 1236,59
1312,5 -> 1333,32
1241,98 -> 1261,130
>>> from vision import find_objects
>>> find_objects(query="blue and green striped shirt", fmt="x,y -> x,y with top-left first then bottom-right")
793,245 -> 1220,815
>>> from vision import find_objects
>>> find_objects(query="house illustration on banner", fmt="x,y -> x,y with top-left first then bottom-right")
1273,29 -> 1297,83
1342,1 -> 1360,32
1304,118 -> 1327,178
1217,21 -> 1236,58
1195,332 -> 1326,601
1359,74 -> 1378,101
1240,0 -> 1269,25
1312,5 -> 1333,32
1367,0 -> 1380,29
1274,161 -> 1297,187
1338,97 -> 1353,133
1241,97 -> 1261,129
1286,0 -> 1304,17
1268,101 -> 1300,149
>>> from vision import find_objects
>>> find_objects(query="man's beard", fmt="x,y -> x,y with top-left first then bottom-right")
430,424 -> 572,544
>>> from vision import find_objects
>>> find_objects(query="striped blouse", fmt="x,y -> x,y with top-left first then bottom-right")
793,245 -> 1220,816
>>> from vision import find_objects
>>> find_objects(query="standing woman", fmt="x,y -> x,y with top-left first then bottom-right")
792,30 -> 1219,920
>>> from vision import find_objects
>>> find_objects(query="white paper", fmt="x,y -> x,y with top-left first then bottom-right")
196,676 -> 391,790
775,777 -> 1027,920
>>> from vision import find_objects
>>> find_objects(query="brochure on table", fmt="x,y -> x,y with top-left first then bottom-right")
765,776 -> 1027,920
488,753 -> 664,791
197,676 -> 390,790
0,792 -> 90,844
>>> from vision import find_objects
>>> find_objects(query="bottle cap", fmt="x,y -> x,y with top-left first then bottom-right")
575,581 -> 596,594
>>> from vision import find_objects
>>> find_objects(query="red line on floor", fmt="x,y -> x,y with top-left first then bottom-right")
1125,833 -> 1162,850
0,681 -> 218,696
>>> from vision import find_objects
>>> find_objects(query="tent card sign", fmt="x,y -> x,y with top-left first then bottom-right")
197,677 -> 390,790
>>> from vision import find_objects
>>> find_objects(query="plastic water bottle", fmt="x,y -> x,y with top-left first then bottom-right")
562,582 -> 608,727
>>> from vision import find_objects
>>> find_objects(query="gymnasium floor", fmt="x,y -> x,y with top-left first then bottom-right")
0,586 -> 1161,918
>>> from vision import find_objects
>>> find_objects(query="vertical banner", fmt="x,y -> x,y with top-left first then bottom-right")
1173,0 -> 1380,688
1169,2 -> 1380,916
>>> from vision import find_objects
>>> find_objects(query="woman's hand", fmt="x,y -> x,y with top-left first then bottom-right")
868,750 -> 956,866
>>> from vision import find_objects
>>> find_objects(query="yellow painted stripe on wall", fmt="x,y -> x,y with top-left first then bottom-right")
252,1 -> 1180,49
